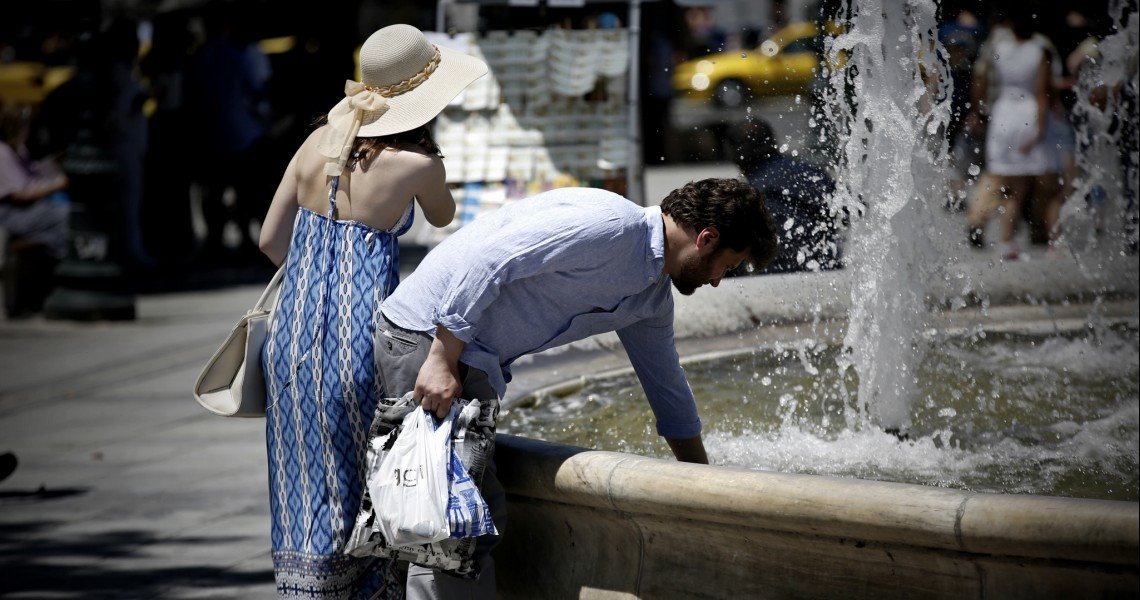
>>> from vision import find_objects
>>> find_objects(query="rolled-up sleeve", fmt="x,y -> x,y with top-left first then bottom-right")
617,310 -> 702,439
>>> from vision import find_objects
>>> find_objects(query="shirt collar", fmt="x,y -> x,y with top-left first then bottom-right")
644,205 -> 666,276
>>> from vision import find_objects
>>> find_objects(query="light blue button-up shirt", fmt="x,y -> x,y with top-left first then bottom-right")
381,187 -> 701,439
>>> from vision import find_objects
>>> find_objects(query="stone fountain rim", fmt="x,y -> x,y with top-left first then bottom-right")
496,290 -> 1139,568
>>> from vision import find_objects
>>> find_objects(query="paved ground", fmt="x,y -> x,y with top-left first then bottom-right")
1,164 -> 1137,599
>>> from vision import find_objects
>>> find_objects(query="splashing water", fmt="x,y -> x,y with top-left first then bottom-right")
1064,2 -> 1140,254
822,0 -> 953,431
500,327 -> 1140,500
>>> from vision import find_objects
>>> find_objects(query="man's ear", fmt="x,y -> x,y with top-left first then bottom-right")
695,226 -> 720,253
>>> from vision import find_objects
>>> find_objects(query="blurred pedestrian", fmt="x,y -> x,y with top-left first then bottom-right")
940,6 -> 985,149
939,6 -> 985,210
257,24 -> 486,598
35,20 -> 153,269
140,14 -> 197,267
100,19 -> 152,269
727,118 -> 840,273
0,103 -> 69,262
1,102 -> 69,316
965,10 -> 1064,259
184,6 -> 272,264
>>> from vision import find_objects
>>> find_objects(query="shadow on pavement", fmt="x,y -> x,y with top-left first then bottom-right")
0,486 -> 88,502
0,520 -> 273,597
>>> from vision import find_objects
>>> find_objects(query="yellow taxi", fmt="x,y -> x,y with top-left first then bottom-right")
0,62 -> 75,104
672,21 -> 839,106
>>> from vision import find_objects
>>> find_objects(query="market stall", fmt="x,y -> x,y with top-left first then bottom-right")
410,0 -> 644,245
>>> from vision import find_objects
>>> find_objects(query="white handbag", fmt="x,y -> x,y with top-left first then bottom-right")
193,267 -> 284,417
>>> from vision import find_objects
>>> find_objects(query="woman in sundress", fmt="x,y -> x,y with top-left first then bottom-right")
257,24 -> 486,598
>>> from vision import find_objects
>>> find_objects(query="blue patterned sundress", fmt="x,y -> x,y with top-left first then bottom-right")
263,174 -> 413,598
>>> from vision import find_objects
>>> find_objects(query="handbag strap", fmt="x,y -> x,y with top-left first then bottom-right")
253,266 -> 286,313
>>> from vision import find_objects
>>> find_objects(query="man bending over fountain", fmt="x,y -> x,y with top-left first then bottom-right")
374,177 -> 777,599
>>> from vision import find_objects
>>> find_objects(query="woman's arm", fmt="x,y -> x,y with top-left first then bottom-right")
258,148 -> 302,266
6,171 -> 67,204
0,145 -> 67,204
413,154 -> 456,228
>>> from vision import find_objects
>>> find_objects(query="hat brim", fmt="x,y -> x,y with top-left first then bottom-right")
337,45 -> 488,138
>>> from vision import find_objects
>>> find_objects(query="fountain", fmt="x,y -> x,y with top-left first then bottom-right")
488,0 -> 1139,597
823,0 -> 950,434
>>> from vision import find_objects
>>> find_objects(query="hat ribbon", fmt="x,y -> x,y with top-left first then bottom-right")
318,81 -> 390,176
318,47 -> 443,176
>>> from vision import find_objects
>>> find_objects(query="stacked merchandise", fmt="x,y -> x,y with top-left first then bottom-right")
420,29 -> 630,245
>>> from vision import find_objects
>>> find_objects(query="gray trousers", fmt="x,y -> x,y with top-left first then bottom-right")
375,314 -> 506,600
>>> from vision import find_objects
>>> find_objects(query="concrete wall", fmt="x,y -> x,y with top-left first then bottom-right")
492,435 -> 1139,599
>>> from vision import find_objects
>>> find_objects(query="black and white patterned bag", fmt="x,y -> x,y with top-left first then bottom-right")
345,392 -> 498,578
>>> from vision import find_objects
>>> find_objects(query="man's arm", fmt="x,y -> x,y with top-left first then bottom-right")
416,325 -> 467,419
616,312 -> 705,460
666,435 -> 709,464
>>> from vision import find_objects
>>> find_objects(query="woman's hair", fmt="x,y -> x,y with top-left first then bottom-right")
314,116 -> 443,164
353,123 -> 443,163
660,178 -> 778,269
1005,1 -> 1040,40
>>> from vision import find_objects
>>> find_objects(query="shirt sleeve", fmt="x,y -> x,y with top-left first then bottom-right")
616,309 -> 702,439
433,203 -> 625,343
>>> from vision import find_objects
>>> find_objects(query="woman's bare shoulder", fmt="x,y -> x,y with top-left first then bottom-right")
292,127 -> 330,172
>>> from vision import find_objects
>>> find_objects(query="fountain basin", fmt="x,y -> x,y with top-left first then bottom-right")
493,268 -> 1140,598
493,435 -> 1137,599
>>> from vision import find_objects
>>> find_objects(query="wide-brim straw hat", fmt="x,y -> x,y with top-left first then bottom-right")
343,24 -> 487,137
318,24 -> 488,174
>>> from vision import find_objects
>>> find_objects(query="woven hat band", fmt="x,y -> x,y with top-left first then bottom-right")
366,47 -> 442,98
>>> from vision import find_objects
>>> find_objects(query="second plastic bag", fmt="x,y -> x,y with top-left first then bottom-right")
446,402 -> 497,539
367,408 -> 452,546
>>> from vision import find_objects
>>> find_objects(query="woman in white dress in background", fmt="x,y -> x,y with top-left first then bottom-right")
967,10 -> 1064,260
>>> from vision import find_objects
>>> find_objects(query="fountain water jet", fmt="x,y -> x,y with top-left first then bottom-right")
824,0 -> 951,432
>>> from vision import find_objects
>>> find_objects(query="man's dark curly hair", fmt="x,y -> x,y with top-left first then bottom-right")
660,178 -> 778,269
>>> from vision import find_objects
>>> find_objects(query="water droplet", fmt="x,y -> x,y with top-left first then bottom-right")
968,164 -> 981,176
741,52 -> 749,59
761,376 -> 772,386
760,40 -> 779,57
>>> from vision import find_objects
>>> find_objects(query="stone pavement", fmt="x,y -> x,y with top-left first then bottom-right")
0,285 -> 278,598
1,164 -> 1137,599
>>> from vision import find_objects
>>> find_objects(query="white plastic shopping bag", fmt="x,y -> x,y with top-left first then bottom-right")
367,408 -> 453,546
347,395 -> 501,576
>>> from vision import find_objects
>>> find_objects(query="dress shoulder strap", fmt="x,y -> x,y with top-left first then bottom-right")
327,153 -> 363,218
327,175 -> 339,218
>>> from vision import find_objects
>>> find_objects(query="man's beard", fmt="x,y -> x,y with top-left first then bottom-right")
671,252 -> 707,296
